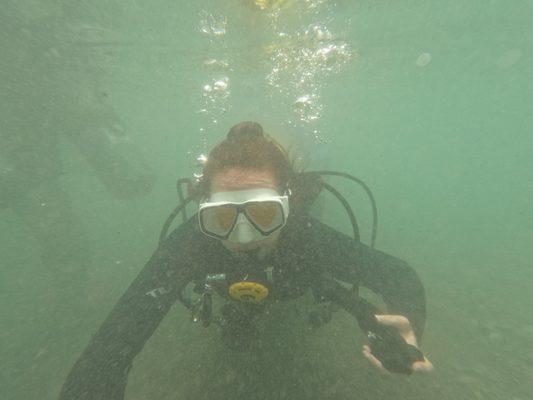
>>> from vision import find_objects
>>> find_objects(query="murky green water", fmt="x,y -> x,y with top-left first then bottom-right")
1,1 -> 531,399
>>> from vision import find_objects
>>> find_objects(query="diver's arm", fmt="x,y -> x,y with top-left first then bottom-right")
350,242 -> 426,341
59,224 -> 198,400
303,218 -> 426,340
301,217 -> 431,373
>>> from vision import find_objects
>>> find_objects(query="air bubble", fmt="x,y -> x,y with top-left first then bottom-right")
196,154 -> 208,165
294,95 -> 312,106
213,78 -> 228,91
199,13 -> 227,38
203,59 -> 230,71
416,52 -> 431,67
496,49 -> 521,69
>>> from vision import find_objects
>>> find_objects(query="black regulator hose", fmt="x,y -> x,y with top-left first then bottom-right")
158,195 -> 195,245
310,170 -> 378,248
176,178 -> 192,223
322,182 -> 360,243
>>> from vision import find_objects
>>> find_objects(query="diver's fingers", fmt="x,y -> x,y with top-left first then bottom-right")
375,314 -> 410,330
363,345 -> 434,375
374,315 -> 418,346
412,357 -> 434,373
362,345 -> 390,375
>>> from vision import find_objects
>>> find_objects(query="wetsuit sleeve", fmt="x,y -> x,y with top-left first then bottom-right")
349,242 -> 426,341
59,222 -> 200,400
302,218 -> 426,341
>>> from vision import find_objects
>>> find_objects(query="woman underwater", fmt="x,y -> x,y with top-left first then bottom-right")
60,121 -> 433,399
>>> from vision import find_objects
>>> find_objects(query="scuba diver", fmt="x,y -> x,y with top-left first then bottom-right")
60,121 -> 432,400
0,2 -> 155,305
1,3 -> 151,398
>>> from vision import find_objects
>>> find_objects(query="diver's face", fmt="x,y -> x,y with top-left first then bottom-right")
210,168 -> 281,253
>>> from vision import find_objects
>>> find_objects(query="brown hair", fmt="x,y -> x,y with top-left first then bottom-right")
199,121 -> 294,194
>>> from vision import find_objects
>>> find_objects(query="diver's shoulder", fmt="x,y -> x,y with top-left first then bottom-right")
288,213 -> 337,232
161,214 -> 206,249
283,213 -> 333,243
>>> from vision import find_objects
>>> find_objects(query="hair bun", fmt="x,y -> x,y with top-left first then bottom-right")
227,121 -> 264,142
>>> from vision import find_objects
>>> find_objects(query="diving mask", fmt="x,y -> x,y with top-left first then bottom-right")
198,188 -> 290,243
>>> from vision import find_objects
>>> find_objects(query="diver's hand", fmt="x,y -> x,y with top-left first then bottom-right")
362,315 -> 433,374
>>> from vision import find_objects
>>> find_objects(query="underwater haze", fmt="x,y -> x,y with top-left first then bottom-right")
1,1 -> 532,399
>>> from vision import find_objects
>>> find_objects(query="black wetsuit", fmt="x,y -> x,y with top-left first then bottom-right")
59,214 -> 426,400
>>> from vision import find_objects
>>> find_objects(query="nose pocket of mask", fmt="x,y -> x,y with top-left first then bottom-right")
229,214 -> 257,244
